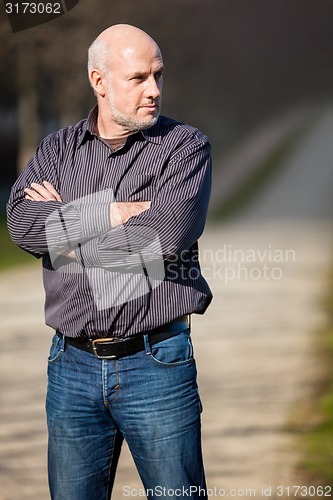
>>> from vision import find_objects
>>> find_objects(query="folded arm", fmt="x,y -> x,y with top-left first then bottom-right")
23,182 -> 150,261
7,132 -> 211,269
6,135 -> 150,260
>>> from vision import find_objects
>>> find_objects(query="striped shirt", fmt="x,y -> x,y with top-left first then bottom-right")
6,106 -> 212,338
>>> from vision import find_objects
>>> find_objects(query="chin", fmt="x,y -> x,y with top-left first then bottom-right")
112,109 -> 160,133
146,115 -> 159,127
133,114 -> 159,131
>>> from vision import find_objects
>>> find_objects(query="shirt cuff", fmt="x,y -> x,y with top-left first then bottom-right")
74,226 -> 137,269
76,238 -> 103,268
80,203 -> 111,239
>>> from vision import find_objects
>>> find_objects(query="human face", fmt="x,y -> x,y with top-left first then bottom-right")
105,45 -> 164,133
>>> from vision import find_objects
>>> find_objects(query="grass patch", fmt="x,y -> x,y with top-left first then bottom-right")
297,276 -> 333,486
0,215 -> 35,270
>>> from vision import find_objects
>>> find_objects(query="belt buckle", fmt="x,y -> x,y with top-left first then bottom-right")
92,337 -> 123,360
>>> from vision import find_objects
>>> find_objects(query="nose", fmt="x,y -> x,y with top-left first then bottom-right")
145,76 -> 162,100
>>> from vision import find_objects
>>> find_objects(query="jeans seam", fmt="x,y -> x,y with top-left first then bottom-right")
102,360 -> 107,405
106,431 -> 117,500
102,360 -> 120,406
108,360 -> 120,403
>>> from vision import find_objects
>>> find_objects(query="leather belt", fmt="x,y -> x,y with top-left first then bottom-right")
57,316 -> 189,360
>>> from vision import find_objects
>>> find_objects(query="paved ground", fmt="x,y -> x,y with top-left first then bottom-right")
1,109 -> 333,499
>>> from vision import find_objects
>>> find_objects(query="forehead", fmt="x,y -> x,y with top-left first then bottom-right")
111,45 -> 164,75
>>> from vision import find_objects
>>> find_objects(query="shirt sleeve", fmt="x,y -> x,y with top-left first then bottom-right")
6,134 -> 111,259
6,136 -> 65,258
75,134 -> 212,269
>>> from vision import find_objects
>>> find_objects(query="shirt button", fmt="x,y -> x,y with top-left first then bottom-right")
97,293 -> 102,300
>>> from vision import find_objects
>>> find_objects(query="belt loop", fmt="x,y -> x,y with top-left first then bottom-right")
143,334 -> 151,354
56,330 -> 67,351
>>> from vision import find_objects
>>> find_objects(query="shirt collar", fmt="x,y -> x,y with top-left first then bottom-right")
77,105 -> 163,147
77,106 -> 98,147
141,122 -> 163,144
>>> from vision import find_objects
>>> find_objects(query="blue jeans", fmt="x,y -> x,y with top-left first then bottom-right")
46,327 -> 207,499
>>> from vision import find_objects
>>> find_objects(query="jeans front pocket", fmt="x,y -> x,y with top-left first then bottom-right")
48,333 -> 65,364
146,329 -> 194,366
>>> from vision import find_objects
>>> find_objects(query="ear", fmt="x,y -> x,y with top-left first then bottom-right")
90,69 -> 106,97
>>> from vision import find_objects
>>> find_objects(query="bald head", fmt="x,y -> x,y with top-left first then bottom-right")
88,24 -> 162,80
87,24 -> 164,137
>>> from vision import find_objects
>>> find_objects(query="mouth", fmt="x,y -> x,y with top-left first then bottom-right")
140,103 -> 159,112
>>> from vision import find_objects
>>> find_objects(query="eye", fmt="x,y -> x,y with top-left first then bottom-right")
130,74 -> 144,82
155,71 -> 163,80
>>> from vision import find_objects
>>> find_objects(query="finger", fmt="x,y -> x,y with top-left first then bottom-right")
43,181 -> 62,202
30,182 -> 54,200
24,187 -> 45,201
24,194 -> 35,201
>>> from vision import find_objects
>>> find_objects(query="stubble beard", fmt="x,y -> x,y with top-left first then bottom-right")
107,83 -> 160,133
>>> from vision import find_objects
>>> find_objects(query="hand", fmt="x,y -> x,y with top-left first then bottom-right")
110,201 -> 151,227
24,181 -> 62,202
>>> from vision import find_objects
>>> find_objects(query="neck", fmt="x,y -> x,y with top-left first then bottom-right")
96,113 -> 129,142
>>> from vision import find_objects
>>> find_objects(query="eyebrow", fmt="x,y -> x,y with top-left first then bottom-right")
128,66 -> 165,79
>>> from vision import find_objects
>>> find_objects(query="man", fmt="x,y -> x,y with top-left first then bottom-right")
7,24 -> 212,500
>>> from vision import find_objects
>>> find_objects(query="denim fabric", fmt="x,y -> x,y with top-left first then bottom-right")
46,328 -> 207,499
